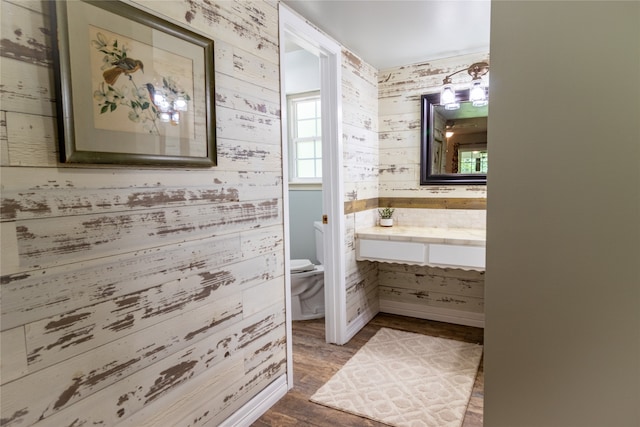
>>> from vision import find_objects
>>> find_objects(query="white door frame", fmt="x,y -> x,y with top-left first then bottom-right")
279,4 -> 347,389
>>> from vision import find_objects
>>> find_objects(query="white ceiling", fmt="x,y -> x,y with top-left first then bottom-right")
281,0 -> 491,70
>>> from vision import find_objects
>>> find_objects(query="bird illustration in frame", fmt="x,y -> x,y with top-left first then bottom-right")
102,57 -> 144,85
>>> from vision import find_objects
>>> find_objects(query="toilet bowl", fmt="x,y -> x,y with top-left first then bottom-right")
290,261 -> 325,320
290,221 -> 325,320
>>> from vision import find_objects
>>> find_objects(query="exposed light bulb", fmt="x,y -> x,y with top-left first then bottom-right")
470,80 -> 488,107
441,84 -> 460,110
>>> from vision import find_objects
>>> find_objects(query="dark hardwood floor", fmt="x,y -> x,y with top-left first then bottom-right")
252,313 -> 484,427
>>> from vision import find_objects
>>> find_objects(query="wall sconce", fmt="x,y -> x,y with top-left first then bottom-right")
440,61 -> 489,110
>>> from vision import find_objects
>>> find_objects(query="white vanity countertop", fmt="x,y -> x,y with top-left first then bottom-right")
356,226 -> 486,247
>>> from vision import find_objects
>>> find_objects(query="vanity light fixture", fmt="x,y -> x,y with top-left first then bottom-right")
469,78 -> 488,107
440,77 -> 459,110
440,61 -> 489,110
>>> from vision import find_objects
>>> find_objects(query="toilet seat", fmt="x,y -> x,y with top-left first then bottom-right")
290,264 -> 324,282
290,259 -> 315,273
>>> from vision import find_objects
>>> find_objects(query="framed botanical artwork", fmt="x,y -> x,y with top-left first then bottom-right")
51,0 -> 216,166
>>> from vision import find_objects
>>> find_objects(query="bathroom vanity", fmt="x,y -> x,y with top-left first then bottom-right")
355,226 -> 485,270
356,226 -> 486,327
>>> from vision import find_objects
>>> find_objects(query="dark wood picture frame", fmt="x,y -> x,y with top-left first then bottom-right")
51,0 -> 216,166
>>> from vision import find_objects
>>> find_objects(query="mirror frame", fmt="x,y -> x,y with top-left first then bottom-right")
420,90 -> 487,185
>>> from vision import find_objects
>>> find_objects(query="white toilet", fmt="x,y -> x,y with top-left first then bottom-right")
290,221 -> 325,320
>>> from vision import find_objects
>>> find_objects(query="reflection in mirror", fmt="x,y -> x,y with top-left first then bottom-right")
420,90 -> 488,185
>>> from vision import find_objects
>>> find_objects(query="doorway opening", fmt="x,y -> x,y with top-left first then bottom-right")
279,4 -> 347,389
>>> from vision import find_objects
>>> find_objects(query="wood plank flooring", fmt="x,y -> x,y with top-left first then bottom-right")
252,313 -> 484,427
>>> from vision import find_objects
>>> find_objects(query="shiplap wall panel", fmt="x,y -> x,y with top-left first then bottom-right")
342,51 -> 379,114
216,138 -> 281,170
215,40 -> 280,93
24,254 -> 282,371
216,106 -> 281,144
0,59 -> 56,118
12,197 -> 281,268
1,230 -> 282,331
0,326 -> 28,384
2,0 -> 46,14
0,2 -> 52,72
0,0 -> 287,426
378,257 -> 485,318
25,304 -> 285,427
125,333 -> 286,427
0,1 -> 55,131
5,112 -> 57,167
0,1 -> 51,68
379,264 -> 484,298
343,124 -> 379,195
1,169 -> 283,270
215,73 -> 281,117
119,325 -> 286,427
121,358 -> 247,427
345,260 -> 379,325
0,168 -> 282,224
2,293 -> 244,426
379,286 -> 484,313
340,49 -> 380,330
135,0 -> 279,65
379,128 -> 419,147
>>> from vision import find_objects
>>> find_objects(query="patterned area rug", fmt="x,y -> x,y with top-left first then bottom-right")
310,328 -> 483,427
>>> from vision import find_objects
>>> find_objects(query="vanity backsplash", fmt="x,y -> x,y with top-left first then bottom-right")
392,208 -> 486,229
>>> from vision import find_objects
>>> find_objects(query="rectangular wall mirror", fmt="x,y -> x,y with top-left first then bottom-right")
420,90 -> 488,185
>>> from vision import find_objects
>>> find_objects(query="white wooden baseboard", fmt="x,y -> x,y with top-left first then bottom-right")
219,375 -> 288,427
379,300 -> 484,328
345,305 -> 378,344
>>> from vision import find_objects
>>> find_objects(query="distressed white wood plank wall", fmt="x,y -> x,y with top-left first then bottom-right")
0,1 -> 287,426
341,49 -> 381,329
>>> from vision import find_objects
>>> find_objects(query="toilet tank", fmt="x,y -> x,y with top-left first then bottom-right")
314,221 -> 324,265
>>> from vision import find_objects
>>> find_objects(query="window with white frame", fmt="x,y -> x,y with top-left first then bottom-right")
288,92 -> 321,183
